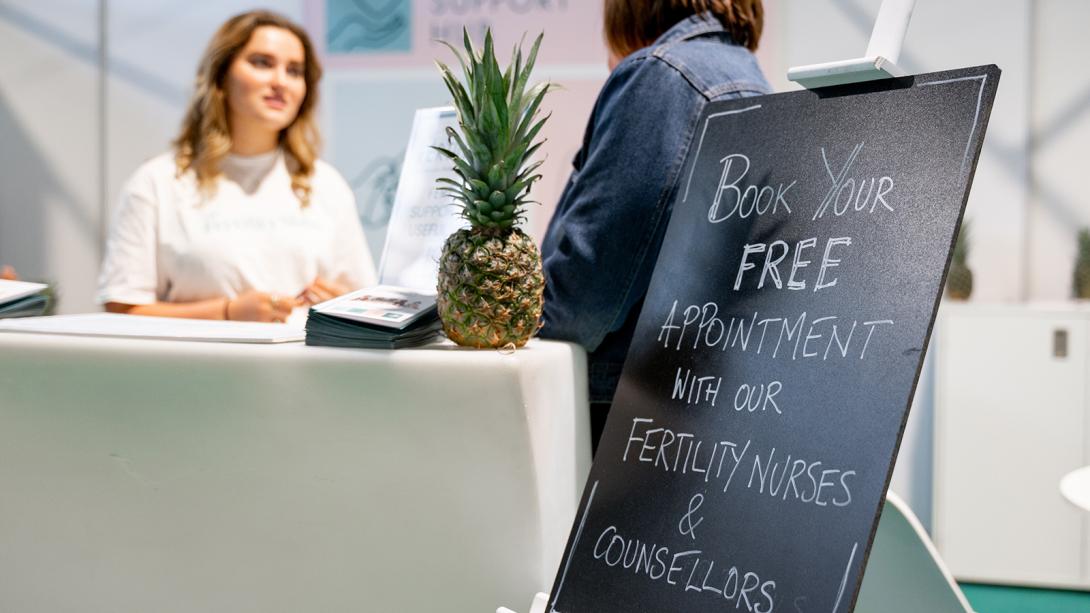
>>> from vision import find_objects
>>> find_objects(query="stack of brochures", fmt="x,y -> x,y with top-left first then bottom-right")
0,280 -> 50,319
305,285 -> 441,349
303,107 -> 460,350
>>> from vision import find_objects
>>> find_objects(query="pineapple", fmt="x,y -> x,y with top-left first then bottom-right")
946,221 -> 973,300
1073,228 -> 1090,299
432,29 -> 551,348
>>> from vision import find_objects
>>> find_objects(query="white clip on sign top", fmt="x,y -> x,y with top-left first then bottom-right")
788,0 -> 916,89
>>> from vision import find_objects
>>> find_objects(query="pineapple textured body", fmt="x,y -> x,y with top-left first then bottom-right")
945,220 -> 973,301
438,228 -> 543,347
432,29 -> 552,348
946,264 -> 973,300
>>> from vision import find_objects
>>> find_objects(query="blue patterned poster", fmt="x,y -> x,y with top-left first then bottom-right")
326,0 -> 412,53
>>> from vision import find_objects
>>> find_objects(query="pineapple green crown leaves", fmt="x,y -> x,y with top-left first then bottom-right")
1073,228 -> 1090,299
952,220 -> 970,265
432,28 -> 552,232
1078,228 -> 1090,253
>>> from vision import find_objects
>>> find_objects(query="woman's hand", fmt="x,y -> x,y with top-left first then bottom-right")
297,277 -> 352,306
227,290 -> 295,322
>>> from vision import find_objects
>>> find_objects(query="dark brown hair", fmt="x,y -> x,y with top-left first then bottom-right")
173,10 -> 323,206
604,0 -> 763,59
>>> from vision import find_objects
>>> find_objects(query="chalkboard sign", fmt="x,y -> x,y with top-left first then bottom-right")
547,65 -> 999,613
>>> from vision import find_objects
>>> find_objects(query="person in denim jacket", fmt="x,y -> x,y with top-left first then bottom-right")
539,1 -> 771,450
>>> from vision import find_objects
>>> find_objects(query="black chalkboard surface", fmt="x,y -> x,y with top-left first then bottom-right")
547,65 -> 999,613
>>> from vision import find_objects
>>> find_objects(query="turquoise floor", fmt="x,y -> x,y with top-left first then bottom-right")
961,583 -> 1090,613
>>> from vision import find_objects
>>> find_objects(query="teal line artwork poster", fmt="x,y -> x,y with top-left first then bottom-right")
308,0 -> 603,69
326,0 -> 412,53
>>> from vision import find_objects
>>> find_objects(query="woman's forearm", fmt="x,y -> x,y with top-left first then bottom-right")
106,298 -> 228,320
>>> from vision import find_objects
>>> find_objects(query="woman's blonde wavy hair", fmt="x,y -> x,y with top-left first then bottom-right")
173,10 -> 322,207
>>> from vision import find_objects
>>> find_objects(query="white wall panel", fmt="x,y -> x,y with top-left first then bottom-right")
0,1 -> 101,314
1029,0 -> 1090,300
893,2 -> 1032,530
906,0 -> 1032,305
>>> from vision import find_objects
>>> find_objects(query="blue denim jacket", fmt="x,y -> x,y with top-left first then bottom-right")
539,13 -> 771,402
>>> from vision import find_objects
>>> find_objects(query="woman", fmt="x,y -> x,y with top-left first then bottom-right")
98,11 -> 375,323
539,0 -> 770,448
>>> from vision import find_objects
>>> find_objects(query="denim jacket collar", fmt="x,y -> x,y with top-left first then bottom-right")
540,8 -> 769,404
654,12 -> 732,46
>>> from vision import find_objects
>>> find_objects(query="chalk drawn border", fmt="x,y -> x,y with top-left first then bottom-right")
683,104 -> 764,203
549,479 -> 600,613
918,73 -> 989,174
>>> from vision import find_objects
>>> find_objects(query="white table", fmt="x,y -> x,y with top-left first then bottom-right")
1062,466 -> 1090,512
0,331 -> 590,613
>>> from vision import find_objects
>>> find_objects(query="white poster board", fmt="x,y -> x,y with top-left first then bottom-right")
377,106 -> 466,291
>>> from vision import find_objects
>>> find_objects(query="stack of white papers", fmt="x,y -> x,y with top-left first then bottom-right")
378,107 -> 466,291
0,279 -> 50,318
0,313 -> 305,343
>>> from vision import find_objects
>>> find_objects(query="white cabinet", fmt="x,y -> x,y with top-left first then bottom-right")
933,303 -> 1089,589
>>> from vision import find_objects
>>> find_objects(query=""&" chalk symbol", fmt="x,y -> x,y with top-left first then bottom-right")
679,493 -> 705,540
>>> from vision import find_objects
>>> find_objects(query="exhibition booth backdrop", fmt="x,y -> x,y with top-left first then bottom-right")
2,0 -> 1067,314
1,0 -> 1089,598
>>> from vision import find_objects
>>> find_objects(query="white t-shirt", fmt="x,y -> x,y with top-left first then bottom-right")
97,149 -> 377,305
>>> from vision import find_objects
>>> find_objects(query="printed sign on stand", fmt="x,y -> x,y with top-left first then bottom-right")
377,106 -> 465,291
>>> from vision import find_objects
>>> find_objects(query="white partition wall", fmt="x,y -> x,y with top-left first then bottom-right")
934,305 -> 1090,588
1030,0 -> 1090,301
0,1 -> 102,314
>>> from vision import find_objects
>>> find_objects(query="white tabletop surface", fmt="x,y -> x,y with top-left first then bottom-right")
1060,466 -> 1090,511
